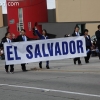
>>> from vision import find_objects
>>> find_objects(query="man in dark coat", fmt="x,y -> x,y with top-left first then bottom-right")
35,27 -> 50,69
84,29 -> 92,63
1,32 -> 14,73
95,25 -> 100,59
72,26 -> 82,65
16,29 -> 30,72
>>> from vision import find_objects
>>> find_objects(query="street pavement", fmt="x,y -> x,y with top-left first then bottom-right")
0,57 -> 100,100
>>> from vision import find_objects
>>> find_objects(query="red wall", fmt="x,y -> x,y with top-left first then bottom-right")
7,0 -> 48,38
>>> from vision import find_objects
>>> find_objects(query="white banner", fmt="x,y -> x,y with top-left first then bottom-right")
4,36 -> 86,65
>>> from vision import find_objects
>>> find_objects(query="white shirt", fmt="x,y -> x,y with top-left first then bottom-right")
22,36 -> 27,41
87,35 -> 89,39
43,35 -> 47,39
75,32 -> 80,36
7,38 -> 11,43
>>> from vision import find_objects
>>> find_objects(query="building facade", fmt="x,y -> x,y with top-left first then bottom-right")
55,0 -> 100,36
7,0 -> 48,38
6,0 -> 100,38
0,6 -> 8,41
0,6 -> 3,27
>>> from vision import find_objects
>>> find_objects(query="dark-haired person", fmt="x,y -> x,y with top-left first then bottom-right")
35,27 -> 50,69
16,29 -> 30,72
72,26 -> 82,65
95,25 -> 100,59
84,29 -> 92,63
1,32 -> 14,73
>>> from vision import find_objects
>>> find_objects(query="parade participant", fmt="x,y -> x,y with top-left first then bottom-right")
35,27 -> 50,69
2,32 -> 14,73
72,26 -> 82,65
84,29 -> 92,63
16,29 -> 30,72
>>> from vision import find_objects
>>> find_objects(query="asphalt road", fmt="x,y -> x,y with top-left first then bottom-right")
0,57 -> 100,100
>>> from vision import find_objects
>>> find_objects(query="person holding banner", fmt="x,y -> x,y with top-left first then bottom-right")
84,29 -> 92,63
72,26 -> 82,65
35,27 -> 50,69
1,32 -> 14,73
16,29 -> 30,72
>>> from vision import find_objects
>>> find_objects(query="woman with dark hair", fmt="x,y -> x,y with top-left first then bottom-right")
1,32 -> 14,73
35,27 -> 50,69
84,29 -> 92,63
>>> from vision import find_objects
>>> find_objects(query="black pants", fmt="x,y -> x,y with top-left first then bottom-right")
73,57 -> 81,64
84,46 -> 91,62
97,45 -> 100,58
5,65 -> 14,72
21,64 -> 26,71
39,61 -> 49,66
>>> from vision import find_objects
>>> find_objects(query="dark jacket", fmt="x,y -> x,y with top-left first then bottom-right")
16,35 -> 30,42
35,30 -> 49,40
95,30 -> 100,45
72,32 -> 82,36
85,35 -> 92,48
1,38 -> 15,43
1,38 -> 15,48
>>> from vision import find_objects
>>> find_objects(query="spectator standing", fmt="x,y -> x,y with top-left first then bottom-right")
95,25 -> 100,59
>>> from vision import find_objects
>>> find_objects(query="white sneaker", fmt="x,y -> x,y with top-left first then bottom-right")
10,72 -> 14,74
